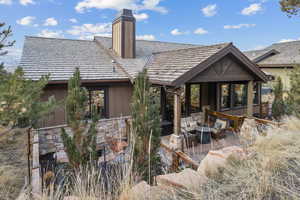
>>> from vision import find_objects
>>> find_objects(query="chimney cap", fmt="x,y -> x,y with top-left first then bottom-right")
113,9 -> 135,23
117,9 -> 133,17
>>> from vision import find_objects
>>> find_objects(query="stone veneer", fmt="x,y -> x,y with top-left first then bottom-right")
34,116 -> 131,162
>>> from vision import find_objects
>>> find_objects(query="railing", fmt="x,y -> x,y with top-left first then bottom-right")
205,109 -> 245,131
205,109 -> 282,131
161,142 -> 199,171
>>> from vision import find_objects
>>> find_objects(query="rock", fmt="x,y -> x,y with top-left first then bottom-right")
64,196 -> 80,200
197,146 -> 246,177
169,134 -> 183,151
156,168 -> 206,192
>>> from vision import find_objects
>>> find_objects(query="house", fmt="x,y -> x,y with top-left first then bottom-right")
244,40 -> 300,92
20,9 -> 268,132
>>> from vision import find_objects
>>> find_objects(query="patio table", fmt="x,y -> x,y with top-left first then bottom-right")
195,126 -> 212,144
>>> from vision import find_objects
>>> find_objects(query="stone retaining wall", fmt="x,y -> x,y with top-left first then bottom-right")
35,116 -> 131,160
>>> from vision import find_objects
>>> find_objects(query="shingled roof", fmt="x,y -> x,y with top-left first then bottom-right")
244,40 -> 300,67
20,35 -> 267,85
20,36 -> 128,81
20,36 -> 200,82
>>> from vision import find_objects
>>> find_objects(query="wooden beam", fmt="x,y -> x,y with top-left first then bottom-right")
247,80 -> 254,117
174,89 -> 181,136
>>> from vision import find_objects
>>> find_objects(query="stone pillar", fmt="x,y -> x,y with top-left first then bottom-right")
247,80 -> 254,117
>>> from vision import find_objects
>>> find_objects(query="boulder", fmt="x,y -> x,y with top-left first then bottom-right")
156,168 -> 206,192
197,146 -> 246,177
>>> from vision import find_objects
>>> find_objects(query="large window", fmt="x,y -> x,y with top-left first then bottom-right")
190,84 -> 201,112
220,84 -> 230,109
253,83 -> 259,104
233,84 -> 247,107
86,88 -> 107,119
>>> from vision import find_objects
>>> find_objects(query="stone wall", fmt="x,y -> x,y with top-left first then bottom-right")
34,116 -> 131,161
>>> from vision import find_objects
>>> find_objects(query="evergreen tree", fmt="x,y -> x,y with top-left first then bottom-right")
0,23 -> 55,134
280,0 -> 300,16
61,68 -> 97,169
272,77 -> 286,120
131,69 -> 162,183
286,65 -> 300,117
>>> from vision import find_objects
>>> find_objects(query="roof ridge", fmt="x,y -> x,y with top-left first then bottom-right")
25,36 -> 94,42
94,36 -> 201,46
272,40 -> 300,46
152,42 -> 232,55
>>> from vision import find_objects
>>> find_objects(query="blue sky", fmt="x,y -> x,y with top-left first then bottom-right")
0,0 -> 299,67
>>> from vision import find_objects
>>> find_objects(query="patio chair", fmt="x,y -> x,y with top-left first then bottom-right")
211,119 -> 228,140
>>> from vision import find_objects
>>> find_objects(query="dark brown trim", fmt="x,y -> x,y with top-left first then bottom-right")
47,79 -> 131,85
252,49 -> 279,63
185,83 -> 191,116
171,43 -> 268,87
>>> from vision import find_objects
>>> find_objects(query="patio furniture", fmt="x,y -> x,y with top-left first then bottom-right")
195,126 -> 212,144
211,119 -> 228,140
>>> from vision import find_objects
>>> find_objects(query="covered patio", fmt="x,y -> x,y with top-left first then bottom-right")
146,42 -> 268,145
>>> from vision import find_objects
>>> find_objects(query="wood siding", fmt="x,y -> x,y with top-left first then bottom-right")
108,84 -> 133,118
39,82 -> 133,127
39,85 -> 68,127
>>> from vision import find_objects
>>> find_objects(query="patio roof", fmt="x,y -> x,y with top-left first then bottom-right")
146,43 -> 268,87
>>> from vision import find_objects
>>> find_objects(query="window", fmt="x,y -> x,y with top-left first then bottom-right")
253,83 -> 259,104
220,84 -> 230,109
87,89 -> 107,119
233,84 -> 247,107
190,84 -> 201,112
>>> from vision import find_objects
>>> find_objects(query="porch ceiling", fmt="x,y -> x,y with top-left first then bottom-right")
146,43 -> 268,87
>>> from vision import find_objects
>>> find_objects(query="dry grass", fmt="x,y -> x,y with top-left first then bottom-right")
37,117 -> 300,200
0,129 -> 27,200
194,116 -> 300,200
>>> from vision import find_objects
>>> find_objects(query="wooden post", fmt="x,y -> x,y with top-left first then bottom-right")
174,88 -> 181,136
247,80 -> 254,117
185,84 -> 191,116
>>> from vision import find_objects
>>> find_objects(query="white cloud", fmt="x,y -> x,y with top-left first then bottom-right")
0,0 -> 12,5
69,18 -> 78,23
136,34 -> 155,40
1,48 -> 22,69
67,23 -> 112,39
75,0 -> 167,14
278,38 -> 300,43
16,16 -> 36,26
43,18 -> 58,26
224,23 -> 256,29
38,29 -> 64,38
20,0 -> 35,6
171,28 -> 189,36
202,4 -> 217,17
241,3 -> 262,15
133,13 -> 149,21
194,28 -> 208,35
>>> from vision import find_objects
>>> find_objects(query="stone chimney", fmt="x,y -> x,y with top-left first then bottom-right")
112,9 -> 136,58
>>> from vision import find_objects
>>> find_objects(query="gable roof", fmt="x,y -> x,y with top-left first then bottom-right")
244,40 -> 300,67
20,36 -> 128,81
147,43 -> 268,86
94,36 -> 200,79
20,36 -> 267,85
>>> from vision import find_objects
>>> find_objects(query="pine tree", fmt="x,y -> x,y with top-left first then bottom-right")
286,65 -> 300,117
280,0 -> 300,16
131,69 -> 162,182
61,68 -> 97,169
272,77 -> 286,120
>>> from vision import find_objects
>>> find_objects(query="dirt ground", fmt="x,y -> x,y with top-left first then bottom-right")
0,130 -> 27,200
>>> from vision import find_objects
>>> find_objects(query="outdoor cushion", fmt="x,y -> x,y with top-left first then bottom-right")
214,119 -> 227,130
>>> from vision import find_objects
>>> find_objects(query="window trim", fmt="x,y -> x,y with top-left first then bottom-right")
86,86 -> 109,119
